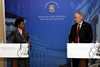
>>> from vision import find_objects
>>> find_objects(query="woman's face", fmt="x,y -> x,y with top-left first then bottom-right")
18,21 -> 24,29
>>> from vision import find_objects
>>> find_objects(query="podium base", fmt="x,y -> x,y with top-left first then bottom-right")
80,59 -> 86,67
12,58 -> 17,67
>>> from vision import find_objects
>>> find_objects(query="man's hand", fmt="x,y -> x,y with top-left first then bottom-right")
72,42 -> 74,43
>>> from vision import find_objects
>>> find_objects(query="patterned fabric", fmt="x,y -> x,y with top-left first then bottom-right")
8,28 -> 30,43
18,58 -> 30,67
8,28 -> 30,67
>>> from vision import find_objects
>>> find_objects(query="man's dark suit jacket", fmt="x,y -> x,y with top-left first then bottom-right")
69,21 -> 93,43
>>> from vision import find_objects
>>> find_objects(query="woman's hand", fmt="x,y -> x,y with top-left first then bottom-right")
26,41 -> 30,43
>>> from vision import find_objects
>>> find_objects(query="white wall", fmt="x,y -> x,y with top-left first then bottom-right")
0,0 -> 6,67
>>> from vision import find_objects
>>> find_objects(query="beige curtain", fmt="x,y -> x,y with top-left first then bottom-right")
0,0 -> 6,67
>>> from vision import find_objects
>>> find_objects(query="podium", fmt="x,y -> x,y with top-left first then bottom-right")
12,58 -> 18,67
0,43 -> 29,67
67,43 -> 100,67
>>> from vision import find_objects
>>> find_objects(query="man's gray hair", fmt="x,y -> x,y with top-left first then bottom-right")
75,12 -> 84,19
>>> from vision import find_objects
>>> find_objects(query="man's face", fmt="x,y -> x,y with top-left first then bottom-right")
74,14 -> 82,24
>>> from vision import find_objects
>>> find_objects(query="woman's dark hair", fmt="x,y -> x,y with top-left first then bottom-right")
15,18 -> 24,27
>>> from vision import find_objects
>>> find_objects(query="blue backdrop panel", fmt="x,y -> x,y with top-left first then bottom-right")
6,0 -> 100,67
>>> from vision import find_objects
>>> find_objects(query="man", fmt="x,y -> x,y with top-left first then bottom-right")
69,12 -> 93,67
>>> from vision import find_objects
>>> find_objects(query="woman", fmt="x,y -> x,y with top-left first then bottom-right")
8,18 -> 30,67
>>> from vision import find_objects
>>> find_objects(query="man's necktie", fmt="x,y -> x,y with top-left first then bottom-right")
75,24 -> 80,43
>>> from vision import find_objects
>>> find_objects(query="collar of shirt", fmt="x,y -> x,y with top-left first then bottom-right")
77,21 -> 83,29
18,28 -> 22,35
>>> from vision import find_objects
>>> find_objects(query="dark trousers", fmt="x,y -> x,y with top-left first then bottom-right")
72,59 -> 80,67
72,59 -> 88,67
